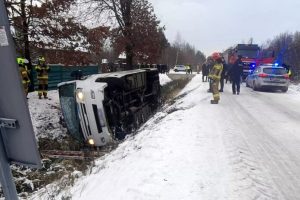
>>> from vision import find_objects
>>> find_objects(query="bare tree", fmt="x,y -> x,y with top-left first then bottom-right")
163,40 -> 206,69
5,0 -> 89,89
80,0 -> 166,69
266,32 -> 300,80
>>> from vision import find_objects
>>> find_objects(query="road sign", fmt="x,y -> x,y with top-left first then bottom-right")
0,0 -> 41,169
0,0 -> 41,198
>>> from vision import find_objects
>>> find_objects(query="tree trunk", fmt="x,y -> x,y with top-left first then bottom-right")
121,0 -> 134,70
125,44 -> 133,70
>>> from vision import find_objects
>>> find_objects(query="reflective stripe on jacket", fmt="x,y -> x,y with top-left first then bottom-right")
35,64 -> 50,79
209,63 -> 223,81
19,66 -> 30,84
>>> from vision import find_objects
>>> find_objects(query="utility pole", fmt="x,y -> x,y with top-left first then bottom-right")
175,50 -> 179,65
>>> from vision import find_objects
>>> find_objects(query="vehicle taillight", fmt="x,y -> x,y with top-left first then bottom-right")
258,73 -> 268,78
283,74 -> 289,79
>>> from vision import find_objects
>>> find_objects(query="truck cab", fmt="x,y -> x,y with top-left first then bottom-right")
224,44 -> 260,79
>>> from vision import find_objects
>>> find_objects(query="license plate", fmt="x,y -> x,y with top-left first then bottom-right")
270,78 -> 281,82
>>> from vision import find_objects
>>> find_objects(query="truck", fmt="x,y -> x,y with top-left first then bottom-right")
58,68 -> 161,147
223,44 -> 275,79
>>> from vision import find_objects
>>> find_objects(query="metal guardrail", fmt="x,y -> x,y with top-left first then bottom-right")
32,65 -> 100,90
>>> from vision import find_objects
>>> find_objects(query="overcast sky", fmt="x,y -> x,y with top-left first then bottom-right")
149,0 -> 300,56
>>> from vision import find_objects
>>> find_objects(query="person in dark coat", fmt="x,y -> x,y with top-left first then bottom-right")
219,57 -> 227,92
229,55 -> 243,95
282,63 -> 292,78
71,70 -> 83,80
202,62 -> 209,82
225,64 -> 232,83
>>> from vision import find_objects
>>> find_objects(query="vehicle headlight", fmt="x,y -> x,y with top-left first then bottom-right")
88,138 -> 95,145
76,89 -> 84,101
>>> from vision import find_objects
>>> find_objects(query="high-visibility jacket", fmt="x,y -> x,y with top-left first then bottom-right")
19,65 -> 30,84
288,69 -> 292,77
208,63 -> 223,81
35,64 -> 50,80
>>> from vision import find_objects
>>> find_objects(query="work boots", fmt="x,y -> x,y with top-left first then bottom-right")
210,100 -> 219,104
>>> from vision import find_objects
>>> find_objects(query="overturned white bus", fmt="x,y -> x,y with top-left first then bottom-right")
58,69 -> 160,147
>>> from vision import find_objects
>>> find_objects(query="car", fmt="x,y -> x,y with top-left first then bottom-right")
245,64 -> 290,92
173,65 -> 186,72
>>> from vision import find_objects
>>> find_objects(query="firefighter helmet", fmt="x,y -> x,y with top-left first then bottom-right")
17,57 -> 24,65
38,56 -> 45,63
211,52 -> 222,61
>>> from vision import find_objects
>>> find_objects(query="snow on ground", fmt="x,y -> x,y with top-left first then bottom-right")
287,82 -> 300,97
31,75 -> 232,200
27,90 -> 67,140
30,77 -> 300,200
159,74 -> 172,86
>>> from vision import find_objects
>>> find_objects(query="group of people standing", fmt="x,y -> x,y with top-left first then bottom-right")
17,56 -> 50,99
201,53 -> 244,104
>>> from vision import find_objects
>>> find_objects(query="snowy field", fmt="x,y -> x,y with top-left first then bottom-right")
29,76 -> 300,200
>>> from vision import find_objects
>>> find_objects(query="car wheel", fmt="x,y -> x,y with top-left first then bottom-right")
253,81 -> 258,91
174,69 -> 178,72
282,87 -> 288,92
246,81 -> 250,87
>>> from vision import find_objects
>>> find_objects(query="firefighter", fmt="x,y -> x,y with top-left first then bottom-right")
185,65 -> 191,74
219,57 -> 227,92
229,55 -> 243,95
35,56 -> 50,99
17,57 -> 31,97
208,52 -> 223,104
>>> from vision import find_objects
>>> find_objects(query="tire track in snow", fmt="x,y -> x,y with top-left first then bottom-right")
220,95 -> 283,200
223,129 -> 281,200
237,89 -> 300,200
221,87 -> 300,200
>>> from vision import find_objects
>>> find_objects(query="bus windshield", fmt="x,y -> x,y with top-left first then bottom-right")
59,83 -> 83,142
